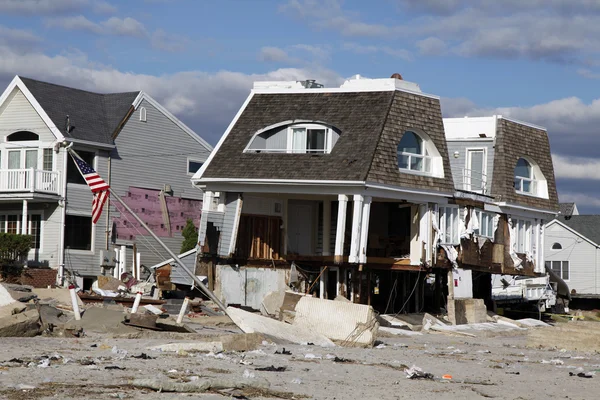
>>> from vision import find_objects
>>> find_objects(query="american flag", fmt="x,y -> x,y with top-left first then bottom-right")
69,150 -> 110,224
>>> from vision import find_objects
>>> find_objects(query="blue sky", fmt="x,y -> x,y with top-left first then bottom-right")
1,0 -> 600,212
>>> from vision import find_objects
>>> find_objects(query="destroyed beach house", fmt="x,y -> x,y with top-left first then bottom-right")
191,75 -> 559,314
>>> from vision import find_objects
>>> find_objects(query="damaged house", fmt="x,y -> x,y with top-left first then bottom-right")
191,75 -> 559,316
442,116 -> 559,314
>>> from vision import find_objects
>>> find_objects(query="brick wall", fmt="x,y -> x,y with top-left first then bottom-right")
20,268 -> 57,288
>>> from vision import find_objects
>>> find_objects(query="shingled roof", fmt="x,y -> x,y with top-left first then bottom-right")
200,89 -> 455,194
20,77 -> 139,145
558,215 -> 600,245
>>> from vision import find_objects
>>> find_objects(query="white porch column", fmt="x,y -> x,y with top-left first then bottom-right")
319,267 -> 325,299
322,200 -> 332,256
349,194 -> 364,264
202,191 -> 213,211
21,200 -> 28,235
334,195 -> 348,263
358,196 -> 372,264
119,245 -> 127,277
283,198 -> 289,256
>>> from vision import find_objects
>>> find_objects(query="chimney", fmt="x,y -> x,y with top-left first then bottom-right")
390,73 -> 403,80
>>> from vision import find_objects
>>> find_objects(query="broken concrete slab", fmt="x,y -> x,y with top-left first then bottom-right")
518,318 -> 551,327
147,333 -> 264,353
422,313 -> 448,331
260,290 -> 286,317
447,298 -> 488,325
379,326 -> 423,337
32,288 -> 84,308
66,306 -> 137,335
226,306 -> 335,347
0,309 -> 40,337
293,297 -> 379,347
379,314 -> 423,331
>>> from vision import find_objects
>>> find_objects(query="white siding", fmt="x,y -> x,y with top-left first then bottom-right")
545,223 -> 599,295
0,89 -> 55,142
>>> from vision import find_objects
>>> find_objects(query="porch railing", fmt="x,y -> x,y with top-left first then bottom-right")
0,169 -> 61,195
462,168 -> 487,193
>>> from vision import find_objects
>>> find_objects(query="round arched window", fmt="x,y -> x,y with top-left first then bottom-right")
7,131 -> 39,141
514,158 -> 536,194
397,131 -> 430,173
552,242 -> 562,250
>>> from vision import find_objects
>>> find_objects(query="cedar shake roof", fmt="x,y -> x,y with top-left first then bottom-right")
201,90 -> 455,193
20,77 -> 139,145
490,118 -> 559,212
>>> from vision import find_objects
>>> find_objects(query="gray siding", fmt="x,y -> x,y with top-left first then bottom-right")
446,140 -> 494,194
105,100 -> 211,270
218,192 -> 241,257
153,250 -> 197,286
65,149 -> 110,276
545,222 -> 599,295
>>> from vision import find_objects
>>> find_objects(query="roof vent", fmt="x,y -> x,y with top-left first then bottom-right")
299,79 -> 324,89
390,73 -> 403,80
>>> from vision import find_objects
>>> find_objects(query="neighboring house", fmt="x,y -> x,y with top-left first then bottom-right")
0,76 -> 212,287
442,116 -> 559,302
559,202 -> 579,217
545,214 -> 600,297
190,74 -> 558,313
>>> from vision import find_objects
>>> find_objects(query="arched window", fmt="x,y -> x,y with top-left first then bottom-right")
139,107 -> 147,122
397,131 -> 431,173
245,120 -> 340,154
514,158 -> 536,194
552,242 -> 562,250
7,131 -> 39,141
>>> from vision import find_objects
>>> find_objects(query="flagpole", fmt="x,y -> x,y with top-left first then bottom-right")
108,187 -> 228,313
66,148 -> 228,313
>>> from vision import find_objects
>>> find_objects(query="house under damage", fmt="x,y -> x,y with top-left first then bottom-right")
191,75 -> 559,318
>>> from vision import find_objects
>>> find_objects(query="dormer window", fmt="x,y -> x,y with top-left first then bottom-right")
245,121 -> 340,154
397,130 -> 442,175
514,158 -> 535,194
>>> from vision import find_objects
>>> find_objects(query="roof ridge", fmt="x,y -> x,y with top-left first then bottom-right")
19,76 -> 138,97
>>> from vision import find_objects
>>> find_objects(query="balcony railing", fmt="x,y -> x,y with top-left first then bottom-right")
0,169 -> 60,195
462,168 -> 487,193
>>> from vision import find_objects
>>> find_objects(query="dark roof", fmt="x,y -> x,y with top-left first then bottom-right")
490,118 -> 559,212
559,203 -> 576,217
201,90 -> 455,193
558,215 -> 600,245
20,77 -> 139,145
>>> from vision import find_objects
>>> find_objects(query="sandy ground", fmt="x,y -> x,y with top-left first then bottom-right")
1,321 -> 600,400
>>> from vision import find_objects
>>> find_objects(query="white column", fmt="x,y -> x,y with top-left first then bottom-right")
113,248 -> 120,278
319,267 -> 325,299
21,200 -> 28,235
283,198 -> 289,255
202,190 -> 213,211
334,195 -> 348,263
349,194 -> 364,264
358,196 -> 372,264
119,245 -> 127,277
322,200 -> 331,256
136,252 -> 141,279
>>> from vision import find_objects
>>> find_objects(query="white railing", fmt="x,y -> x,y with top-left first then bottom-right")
0,169 -> 60,194
463,168 -> 487,193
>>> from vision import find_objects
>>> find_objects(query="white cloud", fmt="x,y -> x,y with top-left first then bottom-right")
0,45 -> 343,144
259,46 -> 294,63
0,26 -> 42,48
46,15 -> 149,38
343,43 -> 413,61
552,154 -> 600,180
103,17 -> 147,38
0,0 -> 88,15
93,0 -> 116,14
46,15 -> 104,34
558,192 -> 600,209
291,44 -> 330,61
416,37 -> 446,55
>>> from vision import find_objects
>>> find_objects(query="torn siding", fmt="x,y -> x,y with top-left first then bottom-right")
218,192 -> 242,257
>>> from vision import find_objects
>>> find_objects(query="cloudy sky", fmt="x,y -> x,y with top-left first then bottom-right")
0,0 -> 599,212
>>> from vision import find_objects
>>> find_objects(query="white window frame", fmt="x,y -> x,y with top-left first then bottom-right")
514,158 -> 538,196
397,131 -> 432,174
465,147 -> 487,193
286,124 -> 332,154
512,217 -> 533,254
545,260 -> 569,281
439,206 -> 461,245
473,210 -> 494,238
139,107 -> 147,122
0,211 -> 44,251
187,158 -> 205,176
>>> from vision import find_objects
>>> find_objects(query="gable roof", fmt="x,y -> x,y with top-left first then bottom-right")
19,77 -> 139,145
198,89 -> 455,193
556,215 -> 600,246
559,202 -> 578,217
